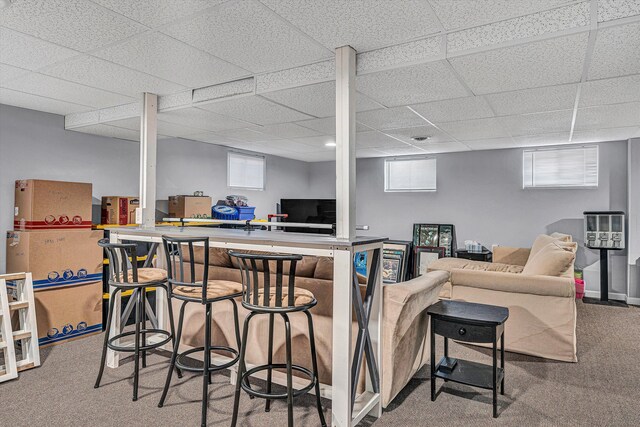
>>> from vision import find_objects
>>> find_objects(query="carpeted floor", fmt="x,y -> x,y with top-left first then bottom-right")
2,301 -> 639,426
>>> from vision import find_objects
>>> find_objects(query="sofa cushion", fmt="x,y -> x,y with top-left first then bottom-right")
522,242 -> 576,277
428,257 -> 524,274
550,232 -> 573,242
529,234 -> 577,262
182,246 -> 233,268
314,256 -> 333,280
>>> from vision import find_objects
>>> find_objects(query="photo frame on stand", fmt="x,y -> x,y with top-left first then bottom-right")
414,246 -> 445,277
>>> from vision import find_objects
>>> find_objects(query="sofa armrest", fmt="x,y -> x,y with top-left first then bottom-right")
492,246 -> 531,266
451,269 -> 574,298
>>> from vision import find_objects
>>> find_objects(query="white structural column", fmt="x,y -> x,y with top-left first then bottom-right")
335,46 -> 357,240
139,93 -> 158,229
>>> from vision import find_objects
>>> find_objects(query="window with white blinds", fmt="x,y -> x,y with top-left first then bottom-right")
523,146 -> 598,188
384,157 -> 437,192
227,152 -> 265,190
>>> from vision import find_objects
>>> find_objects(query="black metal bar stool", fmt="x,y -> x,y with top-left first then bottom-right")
95,239 -> 177,401
229,251 -> 327,427
158,236 -> 245,427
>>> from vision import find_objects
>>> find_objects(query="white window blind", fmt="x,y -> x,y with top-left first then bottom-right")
384,157 -> 436,192
227,152 -> 265,190
523,146 -> 598,188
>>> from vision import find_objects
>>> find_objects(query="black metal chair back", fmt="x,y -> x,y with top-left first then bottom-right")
228,251 -> 302,309
162,235 -> 209,303
99,238 -> 139,286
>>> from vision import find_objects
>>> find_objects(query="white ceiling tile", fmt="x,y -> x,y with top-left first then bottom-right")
598,0 -> 640,22
94,32 -> 248,88
447,2 -> 590,53
290,135 -> 338,148
256,123 -> 322,139
252,139 -> 323,153
410,96 -> 495,123
159,90 -> 193,111
380,146 -> 428,156
192,78 -> 254,104
0,0 -> 145,51
0,63 -> 29,84
356,107 -> 427,130
356,148 -> 391,158
256,59 -> 334,94
216,127 -> 281,142
198,95 -> 313,125
422,141 -> 471,154
384,125 -> 455,144
485,84 -> 578,116
65,110 -> 100,128
262,82 -> 381,118
572,126 -> 640,143
449,32 -> 588,94
356,131 -> 407,149
580,75 -> 640,107
574,102 -> 640,131
589,22 -> 640,80
184,132 -> 240,144
100,117 -> 139,130
42,55 -> 185,97
98,102 -> 140,123
464,137 -> 516,150
437,117 -> 511,140
161,0 -> 331,73
260,0 -> 441,51
357,36 -> 443,74
510,132 -> 571,147
92,0 -> 223,28
107,116 -> 208,139
357,61 -> 469,106
159,107 -> 250,132
0,87 -> 90,115
500,110 -> 573,136
428,0 -> 569,31
0,27 -> 79,71
72,124 -> 140,141
3,73 -> 133,108
295,116 -> 368,134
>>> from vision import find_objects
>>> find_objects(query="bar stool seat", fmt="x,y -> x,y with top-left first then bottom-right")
172,280 -> 242,301
120,267 -> 167,284
250,287 -> 316,309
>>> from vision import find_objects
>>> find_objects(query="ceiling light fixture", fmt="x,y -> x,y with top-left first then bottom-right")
325,141 -> 336,147
411,136 -> 432,142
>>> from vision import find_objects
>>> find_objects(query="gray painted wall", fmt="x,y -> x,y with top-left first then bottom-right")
0,104 -> 310,273
308,141 -> 631,295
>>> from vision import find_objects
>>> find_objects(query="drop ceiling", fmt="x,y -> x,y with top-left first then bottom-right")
0,0 -> 639,162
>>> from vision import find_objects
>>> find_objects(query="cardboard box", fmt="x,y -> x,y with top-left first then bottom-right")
14,179 -> 92,230
27,281 -> 102,347
168,195 -> 212,218
6,229 -> 103,290
101,196 -> 139,225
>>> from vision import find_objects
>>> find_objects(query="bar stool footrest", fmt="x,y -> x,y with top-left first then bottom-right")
107,329 -> 172,352
175,346 -> 240,373
241,364 -> 316,399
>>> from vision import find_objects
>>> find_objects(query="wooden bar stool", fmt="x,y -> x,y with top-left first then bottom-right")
95,239 -> 178,401
158,236 -> 245,427
229,251 -> 327,427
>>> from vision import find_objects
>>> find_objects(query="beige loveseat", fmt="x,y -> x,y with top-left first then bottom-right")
175,247 -> 448,407
429,233 -> 578,362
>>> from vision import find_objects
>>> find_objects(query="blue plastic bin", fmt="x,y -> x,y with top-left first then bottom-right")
237,206 -> 256,220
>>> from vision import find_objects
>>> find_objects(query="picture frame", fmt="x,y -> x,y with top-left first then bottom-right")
383,240 -> 412,283
413,224 -> 439,247
414,246 -> 445,277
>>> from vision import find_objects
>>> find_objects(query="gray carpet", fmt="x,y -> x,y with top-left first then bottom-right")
2,301 -> 639,426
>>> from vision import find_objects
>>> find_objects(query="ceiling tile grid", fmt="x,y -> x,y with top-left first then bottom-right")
91,0 -> 225,28
0,63 -> 29,85
215,127 -> 282,142
161,0 -> 331,73
356,107 -> 428,131
447,2 -> 590,53
588,22 -> 640,80
597,0 -> 640,22
0,26 -> 80,71
1,87 -> 90,116
355,131 -> 408,149
94,32 -> 249,88
462,136 -> 516,151
574,102 -> 640,131
159,107 -> 251,133
572,126 -> 640,142
410,96 -> 495,123
499,109 -> 574,136
198,95 -> 313,125
437,117 -> 511,141
256,122 -> 322,139
384,125 -> 456,145
485,83 -> 579,116
0,0 -> 145,52
579,74 -> 640,107
510,132 -> 571,147
294,116 -> 369,135
356,36 -> 443,75
357,61 -> 469,106
260,0 -> 442,52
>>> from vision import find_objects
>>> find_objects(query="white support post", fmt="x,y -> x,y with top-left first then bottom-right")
139,93 -> 158,229
335,46 -> 357,240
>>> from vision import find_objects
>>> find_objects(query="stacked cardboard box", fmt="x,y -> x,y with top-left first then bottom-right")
6,180 -> 103,347
168,195 -> 212,218
101,196 -> 139,225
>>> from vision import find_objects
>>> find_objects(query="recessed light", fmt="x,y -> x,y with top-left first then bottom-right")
411,136 -> 431,142
325,141 -> 337,147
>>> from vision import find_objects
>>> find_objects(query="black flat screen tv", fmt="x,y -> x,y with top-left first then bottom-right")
279,199 -> 336,234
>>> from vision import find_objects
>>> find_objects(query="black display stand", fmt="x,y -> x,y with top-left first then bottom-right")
599,248 -> 609,302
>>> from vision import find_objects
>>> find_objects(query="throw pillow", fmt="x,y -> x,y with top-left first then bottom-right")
522,242 -> 576,277
529,234 -> 577,262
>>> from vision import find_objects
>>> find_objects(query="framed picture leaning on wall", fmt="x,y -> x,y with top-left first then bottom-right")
414,246 -> 445,277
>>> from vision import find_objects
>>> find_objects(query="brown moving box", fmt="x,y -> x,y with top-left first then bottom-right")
168,195 -> 212,218
24,281 -> 103,347
6,229 -> 103,290
101,196 -> 139,225
14,179 -> 92,230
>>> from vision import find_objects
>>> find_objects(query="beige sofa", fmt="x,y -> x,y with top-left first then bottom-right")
429,233 -> 578,362
175,247 -> 448,407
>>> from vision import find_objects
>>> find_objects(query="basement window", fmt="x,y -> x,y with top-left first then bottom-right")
384,156 -> 437,192
523,146 -> 598,189
227,151 -> 265,191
